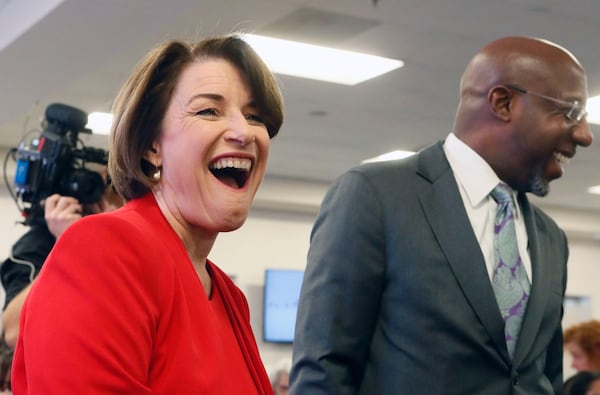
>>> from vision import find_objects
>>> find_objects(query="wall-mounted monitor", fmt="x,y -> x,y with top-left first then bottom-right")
263,269 -> 304,343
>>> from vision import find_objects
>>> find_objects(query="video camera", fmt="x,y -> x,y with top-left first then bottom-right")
7,103 -> 109,225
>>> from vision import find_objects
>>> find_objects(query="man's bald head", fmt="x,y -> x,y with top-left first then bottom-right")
454,36 -> 587,140
459,36 -> 583,100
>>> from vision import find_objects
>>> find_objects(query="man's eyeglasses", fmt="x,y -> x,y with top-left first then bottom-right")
506,84 -> 587,123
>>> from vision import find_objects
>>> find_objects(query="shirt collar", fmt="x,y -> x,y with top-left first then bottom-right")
444,132 -> 501,208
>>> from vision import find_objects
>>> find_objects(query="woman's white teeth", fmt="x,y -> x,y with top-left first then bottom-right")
209,157 -> 251,170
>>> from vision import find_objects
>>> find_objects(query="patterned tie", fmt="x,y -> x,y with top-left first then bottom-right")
490,183 -> 530,359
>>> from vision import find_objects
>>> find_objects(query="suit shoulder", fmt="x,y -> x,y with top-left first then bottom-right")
67,208 -> 140,237
61,204 -> 171,251
342,140 -> 446,184
341,154 -> 419,185
528,202 -> 566,239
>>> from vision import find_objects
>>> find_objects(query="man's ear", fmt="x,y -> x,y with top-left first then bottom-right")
488,85 -> 514,122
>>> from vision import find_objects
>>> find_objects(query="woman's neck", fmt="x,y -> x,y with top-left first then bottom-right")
153,189 -> 217,296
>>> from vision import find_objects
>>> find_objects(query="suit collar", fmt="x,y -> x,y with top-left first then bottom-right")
511,195 -> 552,366
443,133 -> 499,208
417,142 -> 509,361
418,142 -> 555,367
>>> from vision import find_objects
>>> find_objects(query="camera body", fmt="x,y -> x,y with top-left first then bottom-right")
13,103 -> 108,223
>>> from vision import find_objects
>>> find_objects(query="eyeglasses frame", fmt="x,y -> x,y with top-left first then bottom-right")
505,84 -> 587,123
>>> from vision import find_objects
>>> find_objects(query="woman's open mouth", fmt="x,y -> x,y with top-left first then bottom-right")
209,157 -> 252,189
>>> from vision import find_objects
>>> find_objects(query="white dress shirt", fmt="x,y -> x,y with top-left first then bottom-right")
443,133 -> 532,282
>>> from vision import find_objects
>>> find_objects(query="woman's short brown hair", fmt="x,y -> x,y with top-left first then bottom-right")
564,320 -> 600,366
108,34 -> 284,200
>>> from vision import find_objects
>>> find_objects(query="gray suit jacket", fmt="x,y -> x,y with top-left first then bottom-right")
290,141 -> 567,395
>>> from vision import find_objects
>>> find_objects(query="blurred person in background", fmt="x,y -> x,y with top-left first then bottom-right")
270,358 -> 291,395
563,371 -> 600,395
565,320 -> 600,372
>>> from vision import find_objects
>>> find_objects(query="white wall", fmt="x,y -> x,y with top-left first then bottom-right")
210,208 -> 312,371
1,172 -> 600,378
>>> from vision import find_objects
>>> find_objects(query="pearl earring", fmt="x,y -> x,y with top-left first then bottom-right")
152,168 -> 161,181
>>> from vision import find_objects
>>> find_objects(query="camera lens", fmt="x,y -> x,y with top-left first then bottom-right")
59,169 -> 105,204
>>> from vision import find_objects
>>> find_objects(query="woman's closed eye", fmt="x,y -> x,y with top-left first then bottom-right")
196,108 -> 219,118
245,113 -> 266,126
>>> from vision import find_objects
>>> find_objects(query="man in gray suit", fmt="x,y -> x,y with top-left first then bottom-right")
290,36 -> 593,395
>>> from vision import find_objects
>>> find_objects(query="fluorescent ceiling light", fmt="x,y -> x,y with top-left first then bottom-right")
243,34 -> 404,86
362,150 -> 415,163
588,185 -> 600,195
86,112 -> 113,135
586,95 -> 600,125
0,0 -> 63,53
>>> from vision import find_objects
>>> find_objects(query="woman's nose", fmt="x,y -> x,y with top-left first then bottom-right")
224,115 -> 255,145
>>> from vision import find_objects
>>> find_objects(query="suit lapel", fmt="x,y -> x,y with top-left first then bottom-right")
416,142 -> 509,362
511,195 -> 551,366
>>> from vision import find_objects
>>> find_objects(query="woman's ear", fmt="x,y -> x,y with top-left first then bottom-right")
143,145 -> 161,167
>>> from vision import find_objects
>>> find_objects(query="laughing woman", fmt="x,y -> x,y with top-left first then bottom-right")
12,35 -> 284,395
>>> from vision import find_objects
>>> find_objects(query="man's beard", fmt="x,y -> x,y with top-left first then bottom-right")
527,168 -> 550,197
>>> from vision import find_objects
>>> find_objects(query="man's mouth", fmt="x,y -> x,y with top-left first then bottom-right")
209,157 -> 252,189
553,152 -> 570,169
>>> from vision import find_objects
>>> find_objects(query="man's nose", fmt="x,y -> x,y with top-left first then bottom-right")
573,119 -> 594,147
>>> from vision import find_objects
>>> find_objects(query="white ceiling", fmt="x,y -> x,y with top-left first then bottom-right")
1,0 -> 600,213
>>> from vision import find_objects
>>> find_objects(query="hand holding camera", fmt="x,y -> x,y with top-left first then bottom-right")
43,194 -> 83,238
